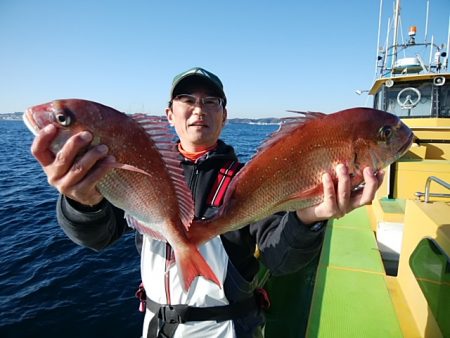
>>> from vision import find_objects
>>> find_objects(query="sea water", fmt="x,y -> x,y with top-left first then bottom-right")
0,120 -> 277,338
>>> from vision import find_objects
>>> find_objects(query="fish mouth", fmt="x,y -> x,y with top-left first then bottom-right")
398,132 -> 414,156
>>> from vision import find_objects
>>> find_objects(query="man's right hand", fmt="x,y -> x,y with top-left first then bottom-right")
30,124 -> 115,206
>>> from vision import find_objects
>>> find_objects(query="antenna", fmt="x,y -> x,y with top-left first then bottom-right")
424,0 -> 430,42
446,16 -> 450,70
391,0 -> 401,70
398,16 -> 406,57
429,35 -> 434,66
383,17 -> 392,75
375,0 -> 384,78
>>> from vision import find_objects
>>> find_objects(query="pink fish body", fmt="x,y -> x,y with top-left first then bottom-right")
24,98 -> 220,291
189,107 -> 414,244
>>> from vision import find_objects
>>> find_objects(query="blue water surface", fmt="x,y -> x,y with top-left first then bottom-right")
0,120 -> 277,338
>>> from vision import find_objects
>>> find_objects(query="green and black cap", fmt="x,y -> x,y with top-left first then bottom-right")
170,67 -> 227,106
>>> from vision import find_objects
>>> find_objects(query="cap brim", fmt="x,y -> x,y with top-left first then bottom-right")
173,75 -> 224,97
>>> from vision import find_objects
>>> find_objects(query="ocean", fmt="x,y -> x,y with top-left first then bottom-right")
0,119 -> 278,338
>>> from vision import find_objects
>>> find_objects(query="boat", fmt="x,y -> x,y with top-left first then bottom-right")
262,1 -> 450,337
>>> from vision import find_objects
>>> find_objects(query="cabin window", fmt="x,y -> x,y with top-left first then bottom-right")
438,84 -> 450,117
383,82 -> 433,117
410,238 -> 450,337
375,80 -> 450,118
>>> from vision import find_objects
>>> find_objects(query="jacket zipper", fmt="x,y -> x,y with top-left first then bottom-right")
189,163 -> 200,194
164,242 -> 174,304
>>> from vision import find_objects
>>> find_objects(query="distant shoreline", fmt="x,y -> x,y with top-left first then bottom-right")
0,112 -> 23,121
0,112 -> 282,124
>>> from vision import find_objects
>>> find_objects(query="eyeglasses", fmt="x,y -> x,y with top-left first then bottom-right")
172,94 -> 224,110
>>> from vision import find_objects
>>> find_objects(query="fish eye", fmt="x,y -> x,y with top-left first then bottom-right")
379,125 -> 393,141
55,113 -> 71,126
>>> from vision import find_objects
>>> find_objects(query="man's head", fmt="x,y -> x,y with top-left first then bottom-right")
166,67 -> 227,152
169,67 -> 227,107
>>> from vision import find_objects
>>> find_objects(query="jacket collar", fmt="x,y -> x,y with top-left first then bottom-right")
178,139 -> 238,164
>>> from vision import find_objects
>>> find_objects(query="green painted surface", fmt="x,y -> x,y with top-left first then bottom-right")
379,197 -> 406,214
262,207 -> 405,337
306,208 -> 403,337
323,225 -> 385,273
307,268 -> 403,338
332,205 -> 372,229
410,238 -> 450,337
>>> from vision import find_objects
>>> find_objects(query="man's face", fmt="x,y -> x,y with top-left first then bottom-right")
166,86 -> 227,152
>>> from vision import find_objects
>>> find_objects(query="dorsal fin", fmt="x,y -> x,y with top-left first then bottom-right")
130,114 -> 194,229
255,111 -> 326,153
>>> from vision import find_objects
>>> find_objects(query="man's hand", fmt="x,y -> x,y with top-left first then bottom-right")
31,124 -> 115,206
296,164 -> 384,225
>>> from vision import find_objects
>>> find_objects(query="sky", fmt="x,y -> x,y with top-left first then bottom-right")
0,0 -> 449,118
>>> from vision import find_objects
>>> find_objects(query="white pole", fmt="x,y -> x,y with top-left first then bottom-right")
445,16 -> 450,70
391,0 -> 401,70
383,17 -> 391,74
375,0 -> 384,77
424,0 -> 430,42
429,35 -> 434,66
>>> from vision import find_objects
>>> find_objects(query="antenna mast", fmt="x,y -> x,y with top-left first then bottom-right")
376,0 -> 384,77
424,0 -> 430,42
391,0 -> 401,70
446,16 -> 450,70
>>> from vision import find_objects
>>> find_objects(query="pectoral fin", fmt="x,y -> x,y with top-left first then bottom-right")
102,162 -> 154,177
273,185 -> 324,211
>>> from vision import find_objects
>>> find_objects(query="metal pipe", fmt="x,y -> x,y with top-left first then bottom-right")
446,16 -> 450,70
424,0 -> 430,42
421,176 -> 450,203
383,17 -> 391,75
429,35 -> 434,66
376,0 -> 384,77
391,0 -> 401,70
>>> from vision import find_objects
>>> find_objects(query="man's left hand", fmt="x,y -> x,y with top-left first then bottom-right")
296,164 -> 384,225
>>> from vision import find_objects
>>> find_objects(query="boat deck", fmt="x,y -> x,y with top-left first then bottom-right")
306,207 -> 418,337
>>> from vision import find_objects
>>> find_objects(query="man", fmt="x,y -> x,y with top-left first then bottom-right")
31,67 -> 383,337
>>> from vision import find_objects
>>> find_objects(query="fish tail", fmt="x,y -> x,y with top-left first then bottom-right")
186,219 -> 220,246
174,244 -> 221,292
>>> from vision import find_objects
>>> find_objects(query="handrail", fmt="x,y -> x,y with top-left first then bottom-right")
415,176 -> 450,203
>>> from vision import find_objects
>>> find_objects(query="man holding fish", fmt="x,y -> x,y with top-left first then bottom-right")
28,67 -> 390,338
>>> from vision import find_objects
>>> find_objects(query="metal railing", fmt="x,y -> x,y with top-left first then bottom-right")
415,176 -> 450,203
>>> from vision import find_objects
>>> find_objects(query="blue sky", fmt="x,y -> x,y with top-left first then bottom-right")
1,0 -> 449,118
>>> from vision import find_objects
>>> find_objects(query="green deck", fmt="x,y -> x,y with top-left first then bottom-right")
263,207 -> 404,337
306,207 -> 403,337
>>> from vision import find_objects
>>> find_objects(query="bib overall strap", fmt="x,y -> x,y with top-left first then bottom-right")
147,302 -> 188,338
146,294 -> 262,338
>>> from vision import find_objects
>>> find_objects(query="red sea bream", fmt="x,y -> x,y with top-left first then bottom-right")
23,98 -> 220,291
188,107 -> 414,244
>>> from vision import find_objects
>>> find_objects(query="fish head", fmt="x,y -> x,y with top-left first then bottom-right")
23,99 -> 115,153
347,108 -> 414,172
